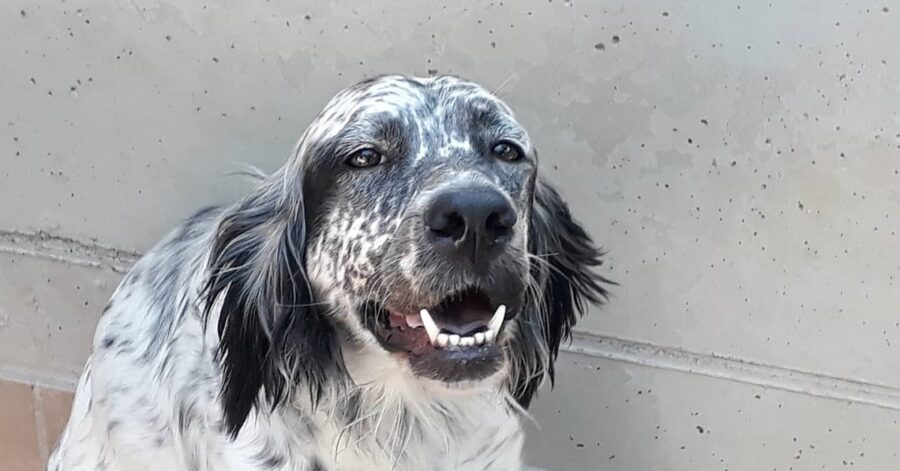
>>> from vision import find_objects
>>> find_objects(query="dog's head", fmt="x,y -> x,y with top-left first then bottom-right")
205,75 -> 611,435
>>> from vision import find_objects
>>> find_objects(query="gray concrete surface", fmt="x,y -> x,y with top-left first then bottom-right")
3,0 -> 900,469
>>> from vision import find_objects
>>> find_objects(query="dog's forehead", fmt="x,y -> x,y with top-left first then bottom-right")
308,75 -> 527,145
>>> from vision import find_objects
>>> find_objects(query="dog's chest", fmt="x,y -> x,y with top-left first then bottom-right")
262,395 -> 525,471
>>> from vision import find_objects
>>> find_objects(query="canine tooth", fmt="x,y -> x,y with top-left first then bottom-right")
460,337 -> 475,347
449,334 -> 460,347
474,332 -> 485,344
436,333 -> 449,347
420,309 -> 440,343
484,330 -> 495,343
487,305 -> 506,335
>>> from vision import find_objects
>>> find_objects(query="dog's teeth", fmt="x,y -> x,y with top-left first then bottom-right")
436,333 -> 449,348
484,329 -> 495,343
448,334 -> 460,347
460,337 -> 475,347
420,309 -> 440,343
487,305 -> 506,335
474,332 -> 485,345
406,314 -> 423,328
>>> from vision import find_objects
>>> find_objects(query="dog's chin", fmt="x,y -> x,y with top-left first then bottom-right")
360,288 -> 512,384
405,343 -> 505,384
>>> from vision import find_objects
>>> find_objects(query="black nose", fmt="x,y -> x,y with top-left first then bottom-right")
424,186 -> 517,265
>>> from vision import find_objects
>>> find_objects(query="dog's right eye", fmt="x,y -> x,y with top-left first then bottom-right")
491,141 -> 523,162
346,149 -> 384,168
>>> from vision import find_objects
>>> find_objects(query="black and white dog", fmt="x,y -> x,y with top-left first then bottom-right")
50,74 -> 610,470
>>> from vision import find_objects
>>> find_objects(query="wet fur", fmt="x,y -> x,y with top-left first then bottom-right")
49,75 -> 611,471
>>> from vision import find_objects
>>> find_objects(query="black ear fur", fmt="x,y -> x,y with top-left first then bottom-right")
512,178 -> 613,407
203,179 -> 345,437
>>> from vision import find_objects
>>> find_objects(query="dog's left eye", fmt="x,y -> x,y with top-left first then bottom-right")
346,149 -> 385,168
491,141 -> 523,162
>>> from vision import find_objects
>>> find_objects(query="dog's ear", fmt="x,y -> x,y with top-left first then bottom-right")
203,175 -> 344,437
510,177 -> 612,408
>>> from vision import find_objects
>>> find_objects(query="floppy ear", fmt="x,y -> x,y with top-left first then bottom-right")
510,177 -> 612,408
203,174 -> 345,437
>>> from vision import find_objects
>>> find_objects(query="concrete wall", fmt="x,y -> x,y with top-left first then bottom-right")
3,0 -> 900,469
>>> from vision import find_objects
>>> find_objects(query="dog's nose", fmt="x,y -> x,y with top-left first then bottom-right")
424,186 -> 517,264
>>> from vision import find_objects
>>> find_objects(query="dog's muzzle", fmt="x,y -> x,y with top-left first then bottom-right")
356,184 -> 525,383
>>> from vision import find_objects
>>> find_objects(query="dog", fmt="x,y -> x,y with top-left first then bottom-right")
49,74 -> 610,471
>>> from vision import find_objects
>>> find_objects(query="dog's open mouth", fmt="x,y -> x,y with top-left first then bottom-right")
363,288 -> 508,382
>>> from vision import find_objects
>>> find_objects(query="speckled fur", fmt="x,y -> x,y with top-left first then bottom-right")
49,75 -> 611,471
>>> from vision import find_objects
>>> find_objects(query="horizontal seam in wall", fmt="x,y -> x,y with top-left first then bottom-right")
0,229 -> 140,273
0,364 -> 78,392
563,330 -> 900,411
5,230 -> 900,410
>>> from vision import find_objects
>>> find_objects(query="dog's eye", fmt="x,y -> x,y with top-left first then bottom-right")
346,149 -> 384,168
491,141 -> 523,162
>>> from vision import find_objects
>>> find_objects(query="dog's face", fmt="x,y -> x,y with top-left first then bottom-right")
205,75 -> 610,435
299,76 -> 535,384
